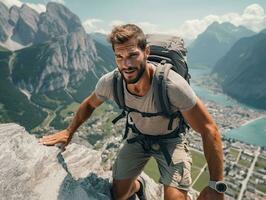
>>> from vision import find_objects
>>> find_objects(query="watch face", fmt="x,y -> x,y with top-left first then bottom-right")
216,182 -> 227,193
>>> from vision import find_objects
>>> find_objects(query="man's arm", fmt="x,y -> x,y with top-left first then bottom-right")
66,92 -> 103,136
181,96 -> 224,199
39,91 -> 103,150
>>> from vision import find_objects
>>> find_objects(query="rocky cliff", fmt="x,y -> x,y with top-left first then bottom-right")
0,123 -> 162,200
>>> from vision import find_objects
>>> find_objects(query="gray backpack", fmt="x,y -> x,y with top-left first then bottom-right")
112,34 -> 191,142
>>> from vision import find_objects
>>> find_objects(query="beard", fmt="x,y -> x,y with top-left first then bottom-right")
119,60 -> 146,84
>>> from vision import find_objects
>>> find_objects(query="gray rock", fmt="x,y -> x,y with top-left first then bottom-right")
11,4 -> 39,45
35,2 -> 82,43
0,2 -> 12,42
0,123 -> 163,200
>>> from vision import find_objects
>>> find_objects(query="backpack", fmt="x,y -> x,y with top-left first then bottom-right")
112,34 -> 191,141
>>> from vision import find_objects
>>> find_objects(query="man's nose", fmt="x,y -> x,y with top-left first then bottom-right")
124,58 -> 132,67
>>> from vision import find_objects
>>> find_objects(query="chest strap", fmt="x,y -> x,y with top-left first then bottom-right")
127,123 -> 186,166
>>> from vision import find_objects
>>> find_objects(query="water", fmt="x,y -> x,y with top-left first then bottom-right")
225,117 -> 266,148
190,68 -> 266,148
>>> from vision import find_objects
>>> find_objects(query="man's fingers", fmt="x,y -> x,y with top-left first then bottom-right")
42,134 -> 58,139
39,138 -> 58,145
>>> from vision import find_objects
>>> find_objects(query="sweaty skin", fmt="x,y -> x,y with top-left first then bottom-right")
39,37 -> 224,200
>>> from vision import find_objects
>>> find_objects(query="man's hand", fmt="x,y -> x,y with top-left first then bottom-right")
197,186 -> 224,200
38,129 -> 72,151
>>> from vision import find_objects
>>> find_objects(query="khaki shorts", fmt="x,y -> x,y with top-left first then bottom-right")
112,132 -> 193,191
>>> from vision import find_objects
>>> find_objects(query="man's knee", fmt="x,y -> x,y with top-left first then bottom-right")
112,178 -> 136,200
164,185 -> 188,200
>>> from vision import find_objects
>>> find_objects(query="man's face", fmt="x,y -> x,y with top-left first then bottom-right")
114,38 -> 148,84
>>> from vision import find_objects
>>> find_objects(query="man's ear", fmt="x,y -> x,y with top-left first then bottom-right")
145,45 -> 150,58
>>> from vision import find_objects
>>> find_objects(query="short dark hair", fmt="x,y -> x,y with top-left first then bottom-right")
107,24 -> 147,51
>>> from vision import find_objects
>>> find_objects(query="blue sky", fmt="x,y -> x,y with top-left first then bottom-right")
2,0 -> 266,40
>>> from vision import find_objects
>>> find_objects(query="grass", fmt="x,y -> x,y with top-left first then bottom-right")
144,157 -> 160,183
191,166 -> 201,181
192,169 -> 210,192
191,149 -> 206,168
238,156 -> 252,168
256,183 -> 266,193
229,148 -> 240,161
59,102 -> 80,117
255,156 -> 266,171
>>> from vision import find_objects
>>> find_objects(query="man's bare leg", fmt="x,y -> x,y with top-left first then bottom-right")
164,185 -> 188,200
112,177 -> 140,200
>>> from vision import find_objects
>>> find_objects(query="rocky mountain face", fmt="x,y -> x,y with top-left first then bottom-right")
187,22 -> 255,68
0,123 -> 162,200
0,2 -> 12,42
0,2 -> 115,130
212,30 -> 266,109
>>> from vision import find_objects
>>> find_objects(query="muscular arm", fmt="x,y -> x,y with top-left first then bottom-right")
39,91 -> 103,148
66,92 -> 103,136
182,96 -> 224,181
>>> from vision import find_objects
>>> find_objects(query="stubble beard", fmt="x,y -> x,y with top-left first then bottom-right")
120,60 -> 146,84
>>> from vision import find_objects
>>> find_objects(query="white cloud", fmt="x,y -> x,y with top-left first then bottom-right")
26,3 -> 46,13
82,18 -> 106,33
176,3 -> 266,40
49,0 -> 65,5
109,20 -> 125,27
1,0 -> 23,8
1,0 -> 46,13
81,4 -> 266,42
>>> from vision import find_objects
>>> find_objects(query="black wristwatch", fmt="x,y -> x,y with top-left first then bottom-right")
208,181 -> 227,193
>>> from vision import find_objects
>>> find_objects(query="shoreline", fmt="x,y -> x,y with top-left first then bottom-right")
241,115 -> 266,126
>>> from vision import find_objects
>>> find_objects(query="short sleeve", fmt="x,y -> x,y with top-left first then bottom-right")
167,70 -> 197,112
94,70 -> 115,101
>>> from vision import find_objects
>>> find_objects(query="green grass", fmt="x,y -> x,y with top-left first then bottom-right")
193,169 -> 210,192
191,149 -> 206,168
255,157 -> 266,171
59,102 -> 80,117
191,166 -> 201,181
229,148 -> 240,161
256,183 -> 266,193
144,157 -> 160,183
238,156 -> 252,168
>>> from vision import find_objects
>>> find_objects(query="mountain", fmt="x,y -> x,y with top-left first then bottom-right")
212,29 -> 266,109
0,123 -> 162,200
0,2 -> 86,50
0,2 -> 115,130
90,33 -> 111,47
187,22 -> 255,68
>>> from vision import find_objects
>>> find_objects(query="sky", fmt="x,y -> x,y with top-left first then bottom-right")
1,0 -> 266,41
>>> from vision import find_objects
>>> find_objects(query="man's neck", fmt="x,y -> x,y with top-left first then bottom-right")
126,63 -> 154,97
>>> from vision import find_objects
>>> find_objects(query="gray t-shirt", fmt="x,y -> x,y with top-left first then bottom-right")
95,65 -> 197,135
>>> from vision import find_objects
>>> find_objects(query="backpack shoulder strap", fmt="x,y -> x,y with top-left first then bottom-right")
113,70 -> 125,109
153,62 -> 173,116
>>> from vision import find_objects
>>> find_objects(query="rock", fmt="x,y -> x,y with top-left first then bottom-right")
0,123 -> 163,200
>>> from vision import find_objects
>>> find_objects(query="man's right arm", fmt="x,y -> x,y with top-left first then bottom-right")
39,91 -> 103,150
66,92 -> 103,135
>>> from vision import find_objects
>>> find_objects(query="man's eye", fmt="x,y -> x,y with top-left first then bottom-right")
130,54 -> 138,58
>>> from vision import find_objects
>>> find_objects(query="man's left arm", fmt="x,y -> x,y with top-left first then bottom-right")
182,96 -> 224,200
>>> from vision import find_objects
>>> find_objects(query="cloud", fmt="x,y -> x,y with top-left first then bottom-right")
82,18 -> 106,33
1,0 -> 23,8
26,3 -> 46,13
49,0 -> 65,5
176,4 -> 266,40
1,0 -> 46,13
109,20 -> 125,27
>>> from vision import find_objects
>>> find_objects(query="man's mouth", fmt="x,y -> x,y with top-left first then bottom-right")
123,68 -> 137,74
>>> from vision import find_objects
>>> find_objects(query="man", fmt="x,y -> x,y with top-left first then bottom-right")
39,24 -> 225,200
